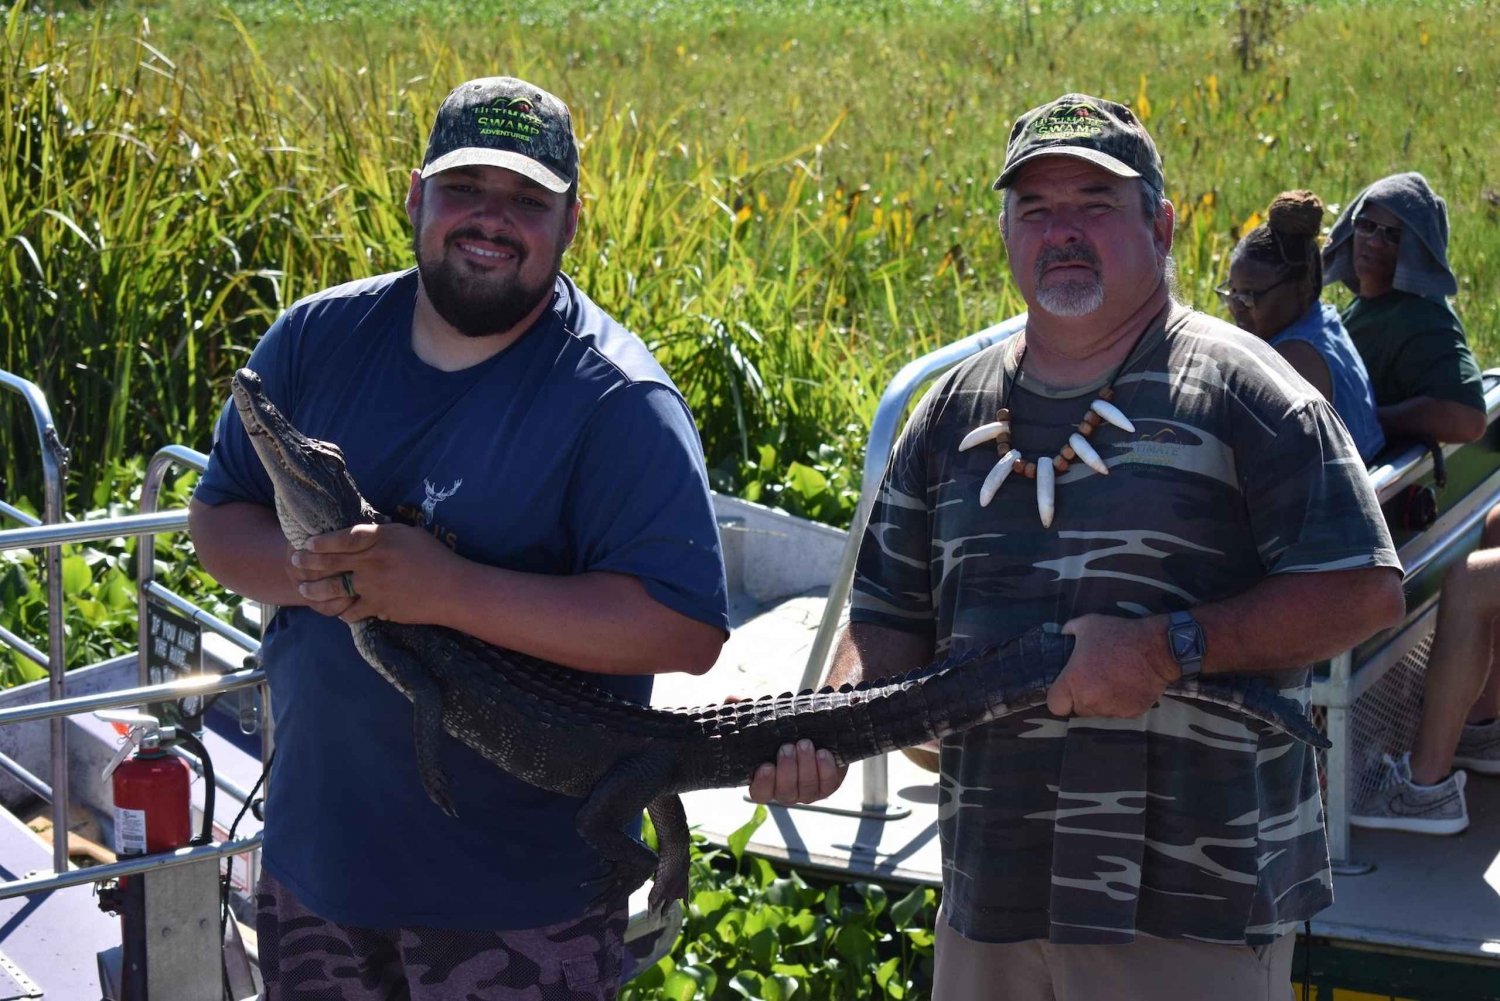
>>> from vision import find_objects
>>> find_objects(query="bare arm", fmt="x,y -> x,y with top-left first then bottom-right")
1377,397 -> 1486,444
190,502 -> 725,677
1274,341 -> 1332,402
1047,565 -> 1405,717
747,621 -> 934,805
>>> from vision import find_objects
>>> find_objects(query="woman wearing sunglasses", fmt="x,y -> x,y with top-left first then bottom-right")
1323,171 -> 1485,445
1220,189 -> 1385,462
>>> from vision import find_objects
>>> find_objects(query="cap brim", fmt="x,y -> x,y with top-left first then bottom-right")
420,148 -> 572,193
991,147 -> 1141,191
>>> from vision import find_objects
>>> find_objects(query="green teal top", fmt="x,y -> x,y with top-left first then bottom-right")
1343,289 -> 1483,414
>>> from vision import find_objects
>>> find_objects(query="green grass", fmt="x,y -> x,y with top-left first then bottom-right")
3,0 -> 1497,519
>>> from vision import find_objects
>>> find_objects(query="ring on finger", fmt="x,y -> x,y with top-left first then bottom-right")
341,571 -> 357,599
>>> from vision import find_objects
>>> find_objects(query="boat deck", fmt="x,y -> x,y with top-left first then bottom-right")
0,805 -> 120,998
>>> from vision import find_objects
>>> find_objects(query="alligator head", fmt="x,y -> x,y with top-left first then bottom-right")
230,367 -> 377,549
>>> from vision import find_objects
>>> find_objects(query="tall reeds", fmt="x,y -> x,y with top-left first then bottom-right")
3,0 -> 1495,524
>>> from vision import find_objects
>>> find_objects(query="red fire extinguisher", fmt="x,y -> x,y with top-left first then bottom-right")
96,710 -> 210,1000
99,711 -> 192,857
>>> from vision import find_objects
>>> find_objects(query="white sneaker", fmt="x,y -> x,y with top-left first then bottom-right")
1453,719 -> 1500,775
1350,752 -> 1469,835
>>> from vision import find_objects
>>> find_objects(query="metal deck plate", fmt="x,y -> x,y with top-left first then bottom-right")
0,951 -> 41,1000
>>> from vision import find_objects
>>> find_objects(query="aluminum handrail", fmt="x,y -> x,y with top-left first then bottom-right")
1,367 -> 72,872
0,424 -> 268,903
793,313 -> 1025,814
0,833 -> 264,902
131,444 -> 277,775
0,510 -> 190,551
137,446 -> 208,686
0,500 -> 41,526
0,666 -> 265,729
800,312 -> 1027,693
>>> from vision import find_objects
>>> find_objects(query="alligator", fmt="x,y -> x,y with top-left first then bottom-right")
229,366 -> 1333,914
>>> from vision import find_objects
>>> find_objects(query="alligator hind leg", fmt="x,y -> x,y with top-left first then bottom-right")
575,748 -> 676,909
409,678 -> 456,817
353,623 -> 456,817
645,794 -> 690,915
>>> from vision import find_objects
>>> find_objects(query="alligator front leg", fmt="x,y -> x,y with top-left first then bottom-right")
574,747 -> 677,909
645,794 -> 690,916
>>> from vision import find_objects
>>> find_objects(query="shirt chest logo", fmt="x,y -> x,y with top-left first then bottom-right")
421,477 -> 464,525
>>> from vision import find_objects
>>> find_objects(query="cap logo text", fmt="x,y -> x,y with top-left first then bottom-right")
470,99 -> 545,145
1029,104 -> 1106,142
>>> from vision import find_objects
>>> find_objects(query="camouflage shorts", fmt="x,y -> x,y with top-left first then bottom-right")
255,870 -> 627,1000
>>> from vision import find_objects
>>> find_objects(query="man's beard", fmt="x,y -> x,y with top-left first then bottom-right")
413,226 -> 562,339
1034,244 -> 1105,317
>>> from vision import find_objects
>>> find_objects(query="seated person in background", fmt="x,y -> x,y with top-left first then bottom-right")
1324,171 -> 1485,444
1219,189 -> 1385,463
1325,172 -> 1499,834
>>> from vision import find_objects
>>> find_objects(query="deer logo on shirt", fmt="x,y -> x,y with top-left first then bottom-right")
421,478 -> 463,525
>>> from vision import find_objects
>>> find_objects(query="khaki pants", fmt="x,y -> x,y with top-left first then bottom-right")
933,909 -> 1297,1001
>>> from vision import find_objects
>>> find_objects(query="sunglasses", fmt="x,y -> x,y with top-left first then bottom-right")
1214,275 -> 1294,310
1354,217 -> 1404,244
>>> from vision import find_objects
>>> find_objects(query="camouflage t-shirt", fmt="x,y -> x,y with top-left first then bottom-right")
851,304 -> 1400,946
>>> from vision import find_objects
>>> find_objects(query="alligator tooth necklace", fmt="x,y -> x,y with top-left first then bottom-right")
958,333 -> 1142,527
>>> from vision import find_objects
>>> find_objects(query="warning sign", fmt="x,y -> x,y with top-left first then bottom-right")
145,601 -> 202,684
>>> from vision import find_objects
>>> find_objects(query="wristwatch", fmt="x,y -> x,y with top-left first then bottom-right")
1166,610 -> 1206,679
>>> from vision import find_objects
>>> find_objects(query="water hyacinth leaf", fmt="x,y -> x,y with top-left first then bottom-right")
833,921 -> 877,966
727,803 -> 766,862
689,887 -> 733,921
782,909 -> 818,945
659,969 -> 701,1001
61,554 -> 91,596
727,971 -> 764,1001
748,926 -> 779,968
766,974 -> 800,1001
783,461 -> 829,504
876,955 -> 902,991
890,884 -> 932,930
714,908 -> 744,944
749,855 -> 777,888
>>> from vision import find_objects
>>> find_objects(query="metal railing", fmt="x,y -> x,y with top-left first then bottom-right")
0,510 -> 269,898
1,369 -> 73,872
797,313 -> 1026,814
0,374 -> 270,899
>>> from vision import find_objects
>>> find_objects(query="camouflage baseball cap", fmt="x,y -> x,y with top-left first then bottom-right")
420,77 -> 578,193
992,93 -> 1162,193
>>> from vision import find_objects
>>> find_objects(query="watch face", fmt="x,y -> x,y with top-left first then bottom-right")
1168,612 -> 1206,666
1171,626 -> 1202,662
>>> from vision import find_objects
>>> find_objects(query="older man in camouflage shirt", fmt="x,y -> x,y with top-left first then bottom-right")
750,94 -> 1404,1000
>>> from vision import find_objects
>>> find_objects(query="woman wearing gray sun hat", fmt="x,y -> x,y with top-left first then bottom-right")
1324,171 -> 1484,445
1331,171 -> 1500,838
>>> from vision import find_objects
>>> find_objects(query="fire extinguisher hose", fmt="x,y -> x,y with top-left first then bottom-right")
173,729 -> 217,847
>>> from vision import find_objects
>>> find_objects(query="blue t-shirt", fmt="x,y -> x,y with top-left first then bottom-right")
195,269 -> 729,930
1270,301 -> 1386,463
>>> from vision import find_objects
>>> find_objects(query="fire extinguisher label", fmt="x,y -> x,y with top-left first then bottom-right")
115,807 -> 147,855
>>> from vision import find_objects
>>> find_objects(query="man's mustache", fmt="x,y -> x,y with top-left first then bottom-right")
1035,244 -> 1100,282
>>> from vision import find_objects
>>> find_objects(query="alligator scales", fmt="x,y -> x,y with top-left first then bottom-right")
230,367 -> 1330,914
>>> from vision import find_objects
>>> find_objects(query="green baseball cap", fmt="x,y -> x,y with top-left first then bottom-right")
420,77 -> 578,193
992,93 -> 1163,193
